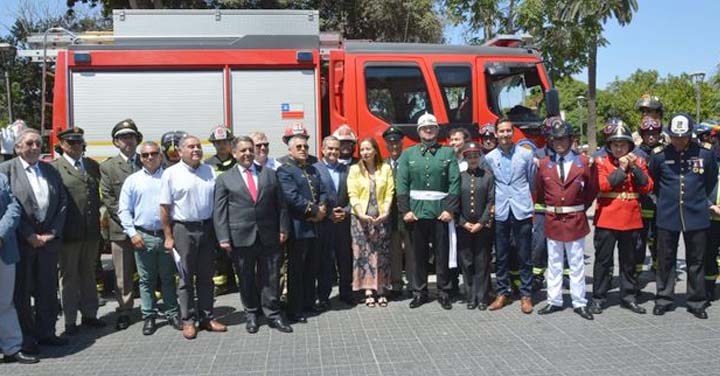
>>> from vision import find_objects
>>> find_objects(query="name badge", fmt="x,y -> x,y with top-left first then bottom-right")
664,160 -> 675,164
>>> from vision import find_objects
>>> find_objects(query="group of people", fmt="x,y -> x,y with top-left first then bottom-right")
0,93 -> 719,365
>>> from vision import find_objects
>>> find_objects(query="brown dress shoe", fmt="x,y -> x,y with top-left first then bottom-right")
488,295 -> 509,311
520,297 -> 533,314
199,319 -> 227,332
182,324 -> 197,340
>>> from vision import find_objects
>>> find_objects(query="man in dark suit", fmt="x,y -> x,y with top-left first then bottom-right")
313,136 -> 352,308
51,127 -> 106,336
0,128 -> 67,354
99,119 -> 142,331
214,136 -> 292,334
277,134 -> 328,323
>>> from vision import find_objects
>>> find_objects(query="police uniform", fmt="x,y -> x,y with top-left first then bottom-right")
204,126 -> 237,295
396,114 -> 460,307
384,126 -> 415,295
649,114 -> 719,317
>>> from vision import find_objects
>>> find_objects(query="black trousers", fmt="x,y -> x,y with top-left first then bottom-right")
15,243 -> 59,346
593,228 -> 640,304
411,219 -> 450,298
635,217 -> 658,272
457,227 -> 493,304
704,221 -> 720,297
173,221 -> 215,323
230,236 -> 281,320
287,237 -> 320,315
318,219 -> 352,302
213,245 -> 237,290
655,228 -> 707,309
531,213 -> 548,276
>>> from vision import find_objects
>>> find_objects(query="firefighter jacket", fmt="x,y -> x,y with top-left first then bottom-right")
649,142 -> 718,232
637,143 -> 658,219
276,157 -> 328,240
535,151 -> 595,242
593,153 -> 653,231
396,142 -> 460,220
204,154 -> 236,175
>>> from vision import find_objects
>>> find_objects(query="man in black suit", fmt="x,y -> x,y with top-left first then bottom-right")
0,129 -> 68,354
313,136 -> 353,308
277,134 -> 328,323
214,136 -> 293,334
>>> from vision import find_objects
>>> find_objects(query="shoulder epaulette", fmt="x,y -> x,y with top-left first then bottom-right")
701,142 -> 712,150
652,145 -> 664,154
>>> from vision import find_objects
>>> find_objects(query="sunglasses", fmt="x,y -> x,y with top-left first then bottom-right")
255,142 -> 269,148
140,151 -> 160,158
295,144 -> 309,150
24,140 -> 42,147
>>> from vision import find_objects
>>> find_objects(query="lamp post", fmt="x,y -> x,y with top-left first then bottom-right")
576,95 -> 586,143
689,71 -> 705,121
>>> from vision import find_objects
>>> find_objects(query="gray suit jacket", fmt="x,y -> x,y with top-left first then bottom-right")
0,157 -> 67,244
213,165 -> 289,249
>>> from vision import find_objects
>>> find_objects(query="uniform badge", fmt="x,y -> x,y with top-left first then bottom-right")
670,116 -> 689,134
690,158 -> 704,174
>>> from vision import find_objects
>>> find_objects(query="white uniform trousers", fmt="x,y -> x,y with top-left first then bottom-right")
0,260 -> 22,355
546,237 -> 588,308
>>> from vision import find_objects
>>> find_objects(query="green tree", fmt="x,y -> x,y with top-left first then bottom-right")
561,0 -> 638,152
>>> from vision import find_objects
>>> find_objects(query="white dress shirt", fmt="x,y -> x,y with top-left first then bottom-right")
159,161 -> 215,221
238,164 -> 259,194
20,158 -> 50,222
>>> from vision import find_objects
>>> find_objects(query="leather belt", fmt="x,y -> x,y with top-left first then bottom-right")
597,192 -> 640,200
173,219 -> 212,227
545,204 -> 585,214
136,226 -> 163,237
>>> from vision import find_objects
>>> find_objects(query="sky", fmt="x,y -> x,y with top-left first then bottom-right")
2,0 -> 719,89
444,0 -> 720,89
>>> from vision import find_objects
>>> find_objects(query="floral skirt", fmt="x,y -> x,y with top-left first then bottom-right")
351,212 -> 391,294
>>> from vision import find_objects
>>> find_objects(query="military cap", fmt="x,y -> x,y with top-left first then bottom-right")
209,125 -> 234,142
58,127 -> 85,141
461,141 -> 482,156
382,126 -> 404,142
111,118 -> 141,139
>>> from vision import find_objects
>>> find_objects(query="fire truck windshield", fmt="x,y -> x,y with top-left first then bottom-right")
487,65 -> 545,129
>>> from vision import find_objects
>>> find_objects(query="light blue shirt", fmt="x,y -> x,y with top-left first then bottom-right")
118,167 -> 164,238
485,144 -> 537,221
324,159 -> 341,192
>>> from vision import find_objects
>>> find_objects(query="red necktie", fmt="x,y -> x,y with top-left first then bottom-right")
245,168 -> 257,202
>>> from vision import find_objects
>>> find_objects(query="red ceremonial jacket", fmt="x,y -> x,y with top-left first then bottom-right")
593,153 -> 654,230
535,152 -> 596,241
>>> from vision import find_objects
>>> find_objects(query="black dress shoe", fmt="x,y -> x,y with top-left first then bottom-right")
268,318 -> 293,333
168,315 -> 183,331
477,303 -> 488,311
38,335 -> 68,346
82,317 -> 107,328
588,301 -> 603,315
115,315 -> 130,331
620,301 -> 646,314
339,296 -> 356,306
687,307 -> 708,319
537,304 -> 563,315
409,296 -> 428,309
287,314 -> 307,324
21,344 -> 39,355
142,317 -> 157,336
245,317 -> 259,334
574,306 -> 594,320
64,324 -> 79,336
314,301 -> 330,312
652,305 -> 668,316
466,301 -> 478,310
3,351 -> 39,364
439,296 -> 452,310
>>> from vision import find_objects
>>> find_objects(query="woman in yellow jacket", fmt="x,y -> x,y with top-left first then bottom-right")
347,137 -> 395,307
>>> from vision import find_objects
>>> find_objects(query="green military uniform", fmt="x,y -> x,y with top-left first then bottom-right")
52,127 -> 104,331
100,119 -> 142,328
396,141 -> 460,302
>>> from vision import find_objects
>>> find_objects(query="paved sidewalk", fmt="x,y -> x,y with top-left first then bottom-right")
3,236 -> 719,376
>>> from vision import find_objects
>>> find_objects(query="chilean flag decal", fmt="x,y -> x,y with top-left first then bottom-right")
281,103 -> 305,119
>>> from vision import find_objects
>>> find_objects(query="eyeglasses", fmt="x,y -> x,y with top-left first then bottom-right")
255,142 -> 269,148
295,144 -> 309,150
140,151 -> 160,158
24,140 -> 42,147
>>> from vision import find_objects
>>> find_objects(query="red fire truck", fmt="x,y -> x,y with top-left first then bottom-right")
23,9 -> 559,159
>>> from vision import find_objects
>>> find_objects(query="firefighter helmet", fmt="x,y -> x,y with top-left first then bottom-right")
635,94 -> 664,113
332,124 -> 358,142
282,123 -> 310,144
208,125 -> 234,142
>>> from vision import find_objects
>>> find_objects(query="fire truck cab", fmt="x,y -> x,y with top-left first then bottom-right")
23,9 -> 558,159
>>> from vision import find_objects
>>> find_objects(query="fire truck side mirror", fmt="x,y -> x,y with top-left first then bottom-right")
545,89 -> 560,117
